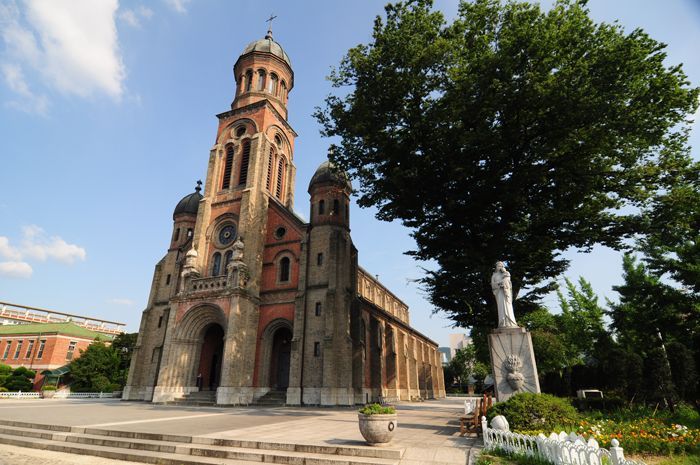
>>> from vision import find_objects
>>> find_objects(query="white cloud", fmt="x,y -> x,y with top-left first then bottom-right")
0,236 -> 23,260
0,261 -> 33,279
164,0 -> 191,14
109,298 -> 135,306
1,63 -> 49,114
0,0 -> 125,110
21,225 -> 86,264
119,5 -> 154,28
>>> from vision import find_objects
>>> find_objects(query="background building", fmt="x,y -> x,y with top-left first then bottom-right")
0,322 -> 114,389
124,30 -> 446,406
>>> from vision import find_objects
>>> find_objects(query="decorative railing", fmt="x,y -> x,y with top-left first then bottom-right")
356,268 -> 410,324
54,391 -> 115,399
0,391 -> 119,399
481,417 -> 644,465
0,391 -> 41,399
187,276 -> 229,293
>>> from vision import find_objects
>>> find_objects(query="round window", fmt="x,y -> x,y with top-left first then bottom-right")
236,126 -> 246,137
274,226 -> 286,239
218,224 -> 237,246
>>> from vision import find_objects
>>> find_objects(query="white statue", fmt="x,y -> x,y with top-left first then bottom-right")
491,261 -> 517,328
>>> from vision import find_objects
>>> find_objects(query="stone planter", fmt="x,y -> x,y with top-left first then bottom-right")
358,413 -> 397,445
42,390 -> 55,399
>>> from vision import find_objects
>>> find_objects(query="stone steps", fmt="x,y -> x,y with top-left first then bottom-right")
253,389 -> 287,406
0,419 -> 402,465
167,390 -> 217,406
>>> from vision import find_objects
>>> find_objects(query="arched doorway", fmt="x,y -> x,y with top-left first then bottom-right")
197,324 -> 224,391
269,327 -> 292,390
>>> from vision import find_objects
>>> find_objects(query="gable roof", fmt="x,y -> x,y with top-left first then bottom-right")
0,322 -> 114,341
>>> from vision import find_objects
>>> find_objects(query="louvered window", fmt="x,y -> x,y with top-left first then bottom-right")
238,140 -> 251,186
222,144 -> 234,189
279,257 -> 290,282
266,148 -> 274,190
211,252 -> 222,276
275,158 -> 284,199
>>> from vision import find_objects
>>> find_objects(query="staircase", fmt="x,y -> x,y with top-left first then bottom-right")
0,419 -> 402,465
253,389 -> 286,406
168,390 -> 216,406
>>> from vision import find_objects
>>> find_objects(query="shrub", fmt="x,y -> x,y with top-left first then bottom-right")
487,392 -> 579,431
359,403 -> 395,415
572,396 -> 625,412
0,387 -> 7,392
41,385 -> 57,391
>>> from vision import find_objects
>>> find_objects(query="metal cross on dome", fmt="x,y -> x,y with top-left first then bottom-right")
265,14 -> 277,37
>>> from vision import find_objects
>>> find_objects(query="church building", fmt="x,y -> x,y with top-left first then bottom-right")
124,30 -> 446,406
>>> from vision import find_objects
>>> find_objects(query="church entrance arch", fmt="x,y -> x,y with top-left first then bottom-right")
259,319 -> 292,390
270,327 -> 292,390
197,323 -> 224,391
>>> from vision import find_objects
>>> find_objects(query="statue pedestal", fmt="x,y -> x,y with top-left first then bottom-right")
488,326 -> 540,402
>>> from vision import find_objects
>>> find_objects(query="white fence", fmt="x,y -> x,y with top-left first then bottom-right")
481,416 -> 644,465
0,391 -> 117,399
0,391 -> 41,399
54,391 -> 115,399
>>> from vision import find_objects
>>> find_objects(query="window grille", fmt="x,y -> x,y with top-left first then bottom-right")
222,144 -> 234,189
239,140 -> 251,186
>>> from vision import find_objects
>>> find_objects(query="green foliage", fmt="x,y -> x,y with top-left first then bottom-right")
0,363 -> 11,387
69,342 -> 121,392
0,387 -> 7,392
2,367 -> 36,391
41,385 -> 57,391
359,403 -> 396,415
316,0 -> 700,332
479,449 -> 554,465
487,392 -> 579,431
449,345 -> 477,387
111,332 -> 137,387
666,342 -> 699,402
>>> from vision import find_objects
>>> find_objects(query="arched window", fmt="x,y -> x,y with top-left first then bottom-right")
173,228 -> 180,242
280,81 -> 287,101
245,70 -> 253,91
318,200 -> 325,215
275,158 -> 285,199
279,256 -> 290,282
222,144 -> 234,189
238,140 -> 251,186
269,73 -> 278,95
237,75 -> 244,94
266,148 -> 274,191
211,252 -> 222,276
332,199 -> 339,215
257,70 -> 266,91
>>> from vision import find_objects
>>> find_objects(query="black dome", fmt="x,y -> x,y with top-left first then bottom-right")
173,182 -> 203,219
308,161 -> 351,191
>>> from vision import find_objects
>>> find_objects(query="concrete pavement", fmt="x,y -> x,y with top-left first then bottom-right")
0,396 -> 478,464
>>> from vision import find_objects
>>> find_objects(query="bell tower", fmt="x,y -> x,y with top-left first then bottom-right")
176,29 -> 298,405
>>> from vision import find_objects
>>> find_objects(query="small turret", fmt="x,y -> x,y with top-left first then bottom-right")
308,158 -> 352,230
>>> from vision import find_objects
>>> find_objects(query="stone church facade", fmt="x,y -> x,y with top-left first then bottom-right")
123,31 -> 446,406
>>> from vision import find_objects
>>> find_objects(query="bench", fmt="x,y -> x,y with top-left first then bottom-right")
459,393 -> 492,437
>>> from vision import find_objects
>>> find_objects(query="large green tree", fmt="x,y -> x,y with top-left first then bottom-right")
316,0 -> 699,329
69,341 -> 121,392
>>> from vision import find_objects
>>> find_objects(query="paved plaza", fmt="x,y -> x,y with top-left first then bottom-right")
0,396 -> 478,464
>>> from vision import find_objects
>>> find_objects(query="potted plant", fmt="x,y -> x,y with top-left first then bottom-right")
358,403 -> 397,445
41,385 -> 57,399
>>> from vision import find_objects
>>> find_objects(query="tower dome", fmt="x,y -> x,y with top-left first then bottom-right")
241,32 -> 291,68
173,181 -> 203,219
308,160 -> 352,192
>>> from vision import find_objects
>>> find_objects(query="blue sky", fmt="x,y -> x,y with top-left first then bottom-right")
1,0 -> 698,347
